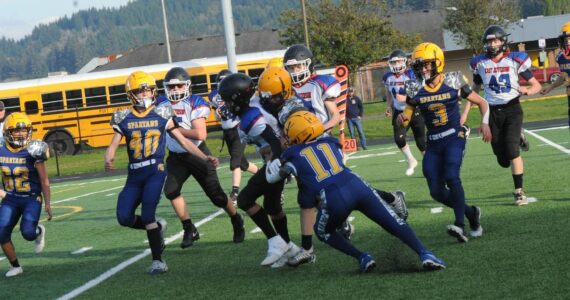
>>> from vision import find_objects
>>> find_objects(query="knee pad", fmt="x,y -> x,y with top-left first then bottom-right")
497,155 -> 511,168
505,143 -> 520,161
394,135 -> 406,149
21,227 -> 37,241
0,228 -> 11,244
163,188 -> 181,201
211,194 -> 228,208
237,194 -> 255,212
116,212 -> 135,227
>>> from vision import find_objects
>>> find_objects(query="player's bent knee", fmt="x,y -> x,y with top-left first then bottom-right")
497,156 -> 511,168
394,137 -> 406,149
163,189 -> 181,201
237,195 -> 254,211
0,229 -> 11,244
21,227 -> 37,241
116,213 -> 135,227
211,195 -> 228,208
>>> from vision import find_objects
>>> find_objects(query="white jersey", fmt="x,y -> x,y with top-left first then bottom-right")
157,95 -> 210,153
237,96 -> 282,155
383,69 -> 416,111
293,74 -> 341,123
470,52 -> 532,106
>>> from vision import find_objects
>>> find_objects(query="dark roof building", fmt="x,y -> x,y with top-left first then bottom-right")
93,28 -> 285,72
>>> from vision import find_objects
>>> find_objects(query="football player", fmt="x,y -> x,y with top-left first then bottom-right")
540,21 -> 570,130
0,112 -> 51,277
383,49 -> 426,176
465,25 -> 542,206
218,72 -> 297,268
266,111 -> 446,272
104,71 -> 218,274
208,69 -> 258,204
159,67 -> 245,249
398,42 -> 491,242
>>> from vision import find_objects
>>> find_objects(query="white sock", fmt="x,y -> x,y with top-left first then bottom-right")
401,145 -> 416,163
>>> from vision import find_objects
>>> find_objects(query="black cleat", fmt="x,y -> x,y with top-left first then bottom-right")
180,224 -> 200,249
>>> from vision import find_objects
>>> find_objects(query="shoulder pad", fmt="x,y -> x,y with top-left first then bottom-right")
110,109 -> 130,126
154,105 -> 175,120
278,98 -> 307,125
443,71 -> 469,90
405,79 -> 422,98
28,140 -> 50,161
382,72 -> 393,83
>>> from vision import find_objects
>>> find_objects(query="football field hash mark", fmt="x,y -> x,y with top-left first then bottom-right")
71,247 -> 93,255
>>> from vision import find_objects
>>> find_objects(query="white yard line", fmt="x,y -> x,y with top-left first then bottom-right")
347,151 -> 399,160
52,178 -> 125,189
52,186 -> 123,204
71,247 -> 93,255
525,128 -> 570,156
57,209 -> 225,300
528,125 -> 568,132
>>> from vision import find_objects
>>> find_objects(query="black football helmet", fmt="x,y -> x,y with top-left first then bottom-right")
283,44 -> 314,85
388,49 -> 408,74
218,73 -> 255,115
482,25 -> 510,58
216,69 -> 233,84
163,67 -> 191,102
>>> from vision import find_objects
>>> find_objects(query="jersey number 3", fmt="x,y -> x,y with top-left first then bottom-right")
300,143 -> 344,182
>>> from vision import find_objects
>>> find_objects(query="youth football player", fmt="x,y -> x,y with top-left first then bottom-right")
0,112 -> 51,277
266,111 -> 446,272
465,25 -> 542,206
104,71 -> 218,274
398,42 -> 492,242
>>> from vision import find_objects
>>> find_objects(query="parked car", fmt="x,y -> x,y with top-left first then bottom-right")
519,66 -> 561,85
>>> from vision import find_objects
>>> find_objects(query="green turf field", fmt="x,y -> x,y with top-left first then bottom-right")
1,125 -> 569,299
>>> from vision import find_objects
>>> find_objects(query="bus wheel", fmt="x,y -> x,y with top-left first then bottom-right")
45,131 -> 75,156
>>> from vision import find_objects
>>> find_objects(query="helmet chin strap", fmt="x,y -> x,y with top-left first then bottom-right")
135,97 -> 154,109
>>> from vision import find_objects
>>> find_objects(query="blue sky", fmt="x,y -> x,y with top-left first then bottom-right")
0,0 -> 133,40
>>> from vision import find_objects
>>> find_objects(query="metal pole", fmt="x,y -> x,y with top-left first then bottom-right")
161,0 -> 172,63
300,0 -> 310,49
221,0 -> 238,72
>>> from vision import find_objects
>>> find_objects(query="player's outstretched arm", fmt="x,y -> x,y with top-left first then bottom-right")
466,92 -> 492,143
36,162 -> 52,221
541,73 -> 568,95
104,132 -> 122,171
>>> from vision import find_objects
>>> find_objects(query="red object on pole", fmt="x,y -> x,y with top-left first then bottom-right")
335,65 -> 355,152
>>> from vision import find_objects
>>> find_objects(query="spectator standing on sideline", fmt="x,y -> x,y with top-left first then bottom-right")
346,87 -> 368,150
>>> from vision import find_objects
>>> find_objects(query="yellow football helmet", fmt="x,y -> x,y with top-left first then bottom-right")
283,111 -> 324,145
125,71 -> 157,108
559,21 -> 570,51
3,112 -> 32,148
258,67 -> 294,114
411,42 -> 445,82
265,57 -> 283,69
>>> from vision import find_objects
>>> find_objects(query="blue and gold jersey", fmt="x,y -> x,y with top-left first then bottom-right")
406,72 -> 470,135
111,106 -> 174,164
0,140 -> 49,197
282,136 -> 351,206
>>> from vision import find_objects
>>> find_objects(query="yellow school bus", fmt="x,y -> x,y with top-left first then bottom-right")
0,50 -> 285,154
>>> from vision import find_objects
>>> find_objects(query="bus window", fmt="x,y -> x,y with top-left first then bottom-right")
1,97 -> 20,114
42,91 -> 64,112
248,68 -> 264,85
25,101 -> 39,115
66,89 -> 83,109
190,75 -> 208,96
109,84 -> 128,104
85,87 -> 107,107
209,74 -> 218,91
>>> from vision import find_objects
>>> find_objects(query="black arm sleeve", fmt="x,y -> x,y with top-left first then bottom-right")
473,74 -> 483,85
259,126 -> 283,160
460,84 -> 473,99
520,69 -> 534,81
166,117 -> 179,132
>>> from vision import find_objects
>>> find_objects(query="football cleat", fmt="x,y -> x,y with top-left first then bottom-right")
358,253 -> 376,273
468,206 -> 483,238
232,214 -> 245,243
405,159 -> 418,176
181,223 -> 199,249
520,129 -> 529,151
287,247 -> 316,267
390,191 -> 409,220
271,241 -> 301,268
261,235 -> 288,266
337,220 -> 355,240
514,191 -> 528,206
148,260 -> 168,275
34,224 -> 46,254
5,266 -> 23,278
229,190 -> 238,207
447,225 -> 469,243
157,218 -> 167,252
462,125 -> 471,139
420,252 -> 446,270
